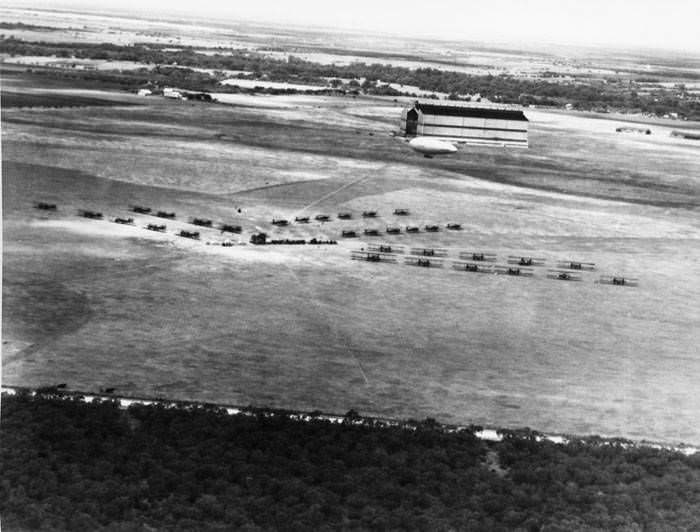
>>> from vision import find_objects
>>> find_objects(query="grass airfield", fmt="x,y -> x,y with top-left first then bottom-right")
3,78 -> 700,445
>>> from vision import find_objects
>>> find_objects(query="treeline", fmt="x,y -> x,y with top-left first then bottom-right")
2,393 -> 700,531
0,22 -> 61,31
1,37 -> 698,118
10,66 -> 350,97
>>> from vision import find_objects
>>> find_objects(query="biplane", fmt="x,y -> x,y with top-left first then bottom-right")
337,212 -> 353,220
368,244 -> 404,254
410,247 -> 448,257
452,261 -> 493,274
113,217 -> 134,225
393,208 -> 410,216
385,226 -> 402,234
507,256 -> 546,267
315,214 -> 330,222
341,230 -> 358,238
597,275 -> 638,287
351,250 -> 397,263
405,256 -> 444,268
495,265 -> 534,277
191,218 -> 213,227
294,216 -> 310,223
220,224 -> 242,234
546,269 -> 582,281
556,260 -> 596,271
271,218 -> 289,226
179,230 -> 200,240
79,209 -> 103,219
446,223 -> 462,230
459,251 -> 497,262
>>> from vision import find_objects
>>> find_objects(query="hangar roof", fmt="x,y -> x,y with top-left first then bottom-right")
413,101 -> 528,121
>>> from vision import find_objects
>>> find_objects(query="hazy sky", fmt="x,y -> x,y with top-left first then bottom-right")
12,0 -> 700,52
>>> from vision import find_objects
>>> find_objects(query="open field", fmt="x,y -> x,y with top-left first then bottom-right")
0,89 -> 141,108
3,76 -> 700,445
3,6 -> 700,82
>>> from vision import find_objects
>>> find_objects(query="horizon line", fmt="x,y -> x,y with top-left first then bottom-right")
3,4 -> 700,57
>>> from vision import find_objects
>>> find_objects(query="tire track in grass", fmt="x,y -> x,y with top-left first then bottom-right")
264,169 -> 377,385
291,173 -> 373,219
281,262 -> 370,386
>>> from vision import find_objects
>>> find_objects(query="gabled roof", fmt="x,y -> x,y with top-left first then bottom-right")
413,101 -> 528,122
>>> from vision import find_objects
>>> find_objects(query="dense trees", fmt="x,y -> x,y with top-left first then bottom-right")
2,393 -> 700,531
2,38 -> 698,119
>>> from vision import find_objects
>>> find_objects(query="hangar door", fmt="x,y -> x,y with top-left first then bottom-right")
405,108 -> 418,136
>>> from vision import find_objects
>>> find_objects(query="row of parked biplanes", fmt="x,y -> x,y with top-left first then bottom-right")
351,244 -> 638,286
129,206 -> 244,234
339,223 -> 461,237
41,202 -> 459,239
32,203 -> 242,243
56,203 -> 336,245
272,209 -> 462,234
52,203 -> 465,248
279,208 -> 412,225
69,205 -> 243,240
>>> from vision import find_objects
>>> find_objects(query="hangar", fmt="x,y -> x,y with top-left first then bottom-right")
400,100 -> 529,148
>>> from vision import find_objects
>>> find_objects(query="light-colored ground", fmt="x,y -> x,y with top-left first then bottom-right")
3,86 -> 700,445
220,79 -> 329,91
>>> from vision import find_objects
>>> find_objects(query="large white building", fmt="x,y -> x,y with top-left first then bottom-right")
400,100 -> 529,148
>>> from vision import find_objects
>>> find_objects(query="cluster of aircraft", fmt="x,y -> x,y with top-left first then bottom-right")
63,204 -> 247,243
266,208 -> 462,239
73,204 -> 464,244
340,223 -> 461,237
128,205 -> 245,234
69,203 -> 346,248
47,201 -> 640,288
351,244 -> 637,286
274,208 -> 409,227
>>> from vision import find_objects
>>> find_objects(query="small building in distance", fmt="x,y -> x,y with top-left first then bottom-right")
163,87 -> 183,99
400,100 -> 529,148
